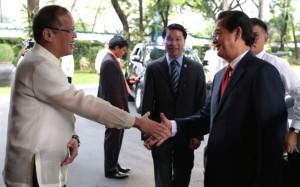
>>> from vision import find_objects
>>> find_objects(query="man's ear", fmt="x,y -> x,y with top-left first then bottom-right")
42,28 -> 54,42
235,27 -> 242,41
264,35 -> 269,45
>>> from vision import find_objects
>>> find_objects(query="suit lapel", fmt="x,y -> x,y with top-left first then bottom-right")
214,52 -> 252,118
108,53 -> 123,74
156,56 -> 192,98
219,66 -> 245,104
156,56 -> 175,95
210,67 -> 225,120
176,56 -> 189,97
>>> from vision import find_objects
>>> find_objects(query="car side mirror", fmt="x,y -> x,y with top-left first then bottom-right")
203,60 -> 209,66
131,55 -> 141,62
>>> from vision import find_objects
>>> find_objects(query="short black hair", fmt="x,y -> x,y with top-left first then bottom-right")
250,18 -> 268,35
217,10 -> 255,47
108,35 -> 128,50
32,5 -> 69,42
162,23 -> 187,40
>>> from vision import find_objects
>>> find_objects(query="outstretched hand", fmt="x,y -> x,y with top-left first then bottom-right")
143,113 -> 172,150
134,112 -> 171,141
160,113 -> 172,129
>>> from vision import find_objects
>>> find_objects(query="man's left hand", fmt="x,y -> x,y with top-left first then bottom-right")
189,138 -> 201,150
61,138 -> 79,166
285,131 -> 298,153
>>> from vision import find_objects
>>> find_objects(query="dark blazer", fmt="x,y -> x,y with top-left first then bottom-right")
142,55 -> 206,142
176,51 -> 287,187
98,53 -> 129,112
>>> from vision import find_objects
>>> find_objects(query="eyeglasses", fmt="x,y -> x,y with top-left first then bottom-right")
47,27 -> 76,34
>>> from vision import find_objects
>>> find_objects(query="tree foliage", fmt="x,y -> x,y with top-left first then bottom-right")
268,0 -> 292,50
22,0 -> 39,38
176,0 -> 247,21
110,0 -> 173,47
10,0 -> 300,60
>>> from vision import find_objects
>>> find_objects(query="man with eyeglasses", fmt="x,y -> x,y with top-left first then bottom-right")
3,5 -> 170,187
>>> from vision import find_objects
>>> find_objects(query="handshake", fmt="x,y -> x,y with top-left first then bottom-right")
143,113 -> 172,150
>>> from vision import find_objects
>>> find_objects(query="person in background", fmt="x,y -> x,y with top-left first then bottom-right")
17,38 -> 35,66
61,54 -> 75,83
98,35 -> 135,179
203,45 -> 226,84
3,5 -> 170,187
250,18 -> 300,154
142,23 -> 206,187
160,10 -> 287,187
95,40 -> 109,75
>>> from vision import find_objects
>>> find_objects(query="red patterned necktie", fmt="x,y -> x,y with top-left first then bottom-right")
220,65 -> 233,97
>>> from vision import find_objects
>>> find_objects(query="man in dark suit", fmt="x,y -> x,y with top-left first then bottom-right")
160,11 -> 287,187
142,24 -> 207,187
97,35 -> 131,179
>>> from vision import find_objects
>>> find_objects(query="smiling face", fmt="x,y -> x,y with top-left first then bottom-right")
44,11 -> 77,58
164,29 -> 185,59
52,12 -> 77,57
250,24 -> 268,55
212,19 -> 238,62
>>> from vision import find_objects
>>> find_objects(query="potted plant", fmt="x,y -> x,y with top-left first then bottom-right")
0,43 -> 16,87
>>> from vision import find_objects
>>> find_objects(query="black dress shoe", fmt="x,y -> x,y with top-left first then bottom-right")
105,172 -> 129,179
118,166 -> 131,173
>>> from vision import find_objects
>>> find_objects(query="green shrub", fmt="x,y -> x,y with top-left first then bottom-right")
193,45 -> 210,61
73,40 -> 102,71
86,46 -> 101,72
0,37 -> 24,65
270,45 -> 279,53
0,44 -> 15,63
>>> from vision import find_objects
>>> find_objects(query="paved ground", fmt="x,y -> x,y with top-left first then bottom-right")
0,85 -> 206,187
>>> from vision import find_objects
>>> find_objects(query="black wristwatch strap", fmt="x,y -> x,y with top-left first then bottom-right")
289,127 -> 299,134
72,135 -> 81,147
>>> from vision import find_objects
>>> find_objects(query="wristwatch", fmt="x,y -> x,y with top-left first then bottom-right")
72,135 -> 81,147
289,127 -> 300,134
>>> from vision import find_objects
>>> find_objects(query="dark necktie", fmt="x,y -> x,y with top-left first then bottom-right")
220,65 -> 233,97
170,60 -> 179,94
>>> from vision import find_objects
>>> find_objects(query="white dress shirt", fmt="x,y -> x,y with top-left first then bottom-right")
95,48 -> 109,72
256,50 -> 300,130
203,49 -> 226,82
3,43 -> 135,186
61,54 -> 75,78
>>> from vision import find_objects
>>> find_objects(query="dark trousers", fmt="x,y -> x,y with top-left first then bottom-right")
67,77 -> 72,84
152,138 -> 195,187
104,128 -> 124,175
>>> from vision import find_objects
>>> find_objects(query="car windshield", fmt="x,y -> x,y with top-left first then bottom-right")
143,45 -> 201,66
